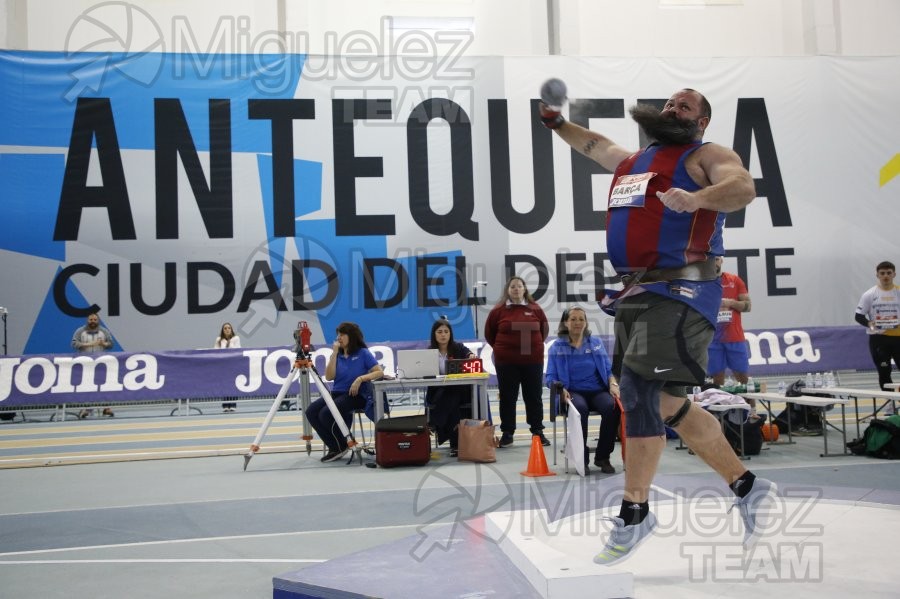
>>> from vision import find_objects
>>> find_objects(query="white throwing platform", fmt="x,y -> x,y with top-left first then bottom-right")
486,494 -> 900,599
485,509 -> 632,598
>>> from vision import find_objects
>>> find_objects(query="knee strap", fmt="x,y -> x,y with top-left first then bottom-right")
619,366 -> 665,437
664,398 -> 693,428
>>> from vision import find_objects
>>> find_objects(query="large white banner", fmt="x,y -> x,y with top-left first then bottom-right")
1,52 -> 897,354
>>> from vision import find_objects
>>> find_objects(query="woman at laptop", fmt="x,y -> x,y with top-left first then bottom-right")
545,307 -> 621,474
307,322 -> 383,463
485,276 -> 550,448
426,319 -> 477,457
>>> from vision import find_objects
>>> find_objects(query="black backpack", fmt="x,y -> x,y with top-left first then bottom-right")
773,379 -> 834,434
723,413 -> 766,456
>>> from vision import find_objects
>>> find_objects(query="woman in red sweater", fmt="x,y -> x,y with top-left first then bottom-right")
485,276 -> 550,447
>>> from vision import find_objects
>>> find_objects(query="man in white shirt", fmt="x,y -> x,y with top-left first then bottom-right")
855,261 -> 900,390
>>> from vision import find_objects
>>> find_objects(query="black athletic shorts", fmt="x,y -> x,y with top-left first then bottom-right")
612,292 -> 714,397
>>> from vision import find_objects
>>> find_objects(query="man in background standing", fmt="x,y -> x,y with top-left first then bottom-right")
72,311 -> 115,418
856,261 -> 900,391
708,257 -> 752,386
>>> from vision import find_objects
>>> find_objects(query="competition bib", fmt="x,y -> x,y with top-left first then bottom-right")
874,302 -> 900,330
874,313 -> 900,330
609,172 -> 655,208
717,309 -> 733,324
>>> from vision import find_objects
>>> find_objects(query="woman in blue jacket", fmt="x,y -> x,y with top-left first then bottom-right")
545,306 -> 621,474
307,321 -> 383,463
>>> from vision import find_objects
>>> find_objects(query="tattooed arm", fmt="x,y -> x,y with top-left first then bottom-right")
554,121 -> 633,172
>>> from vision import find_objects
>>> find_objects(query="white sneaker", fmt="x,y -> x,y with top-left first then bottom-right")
593,512 -> 658,565
730,478 -> 778,549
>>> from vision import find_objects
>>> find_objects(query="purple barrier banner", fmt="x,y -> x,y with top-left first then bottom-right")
0,342 -> 434,407
742,325 -> 872,375
575,326 -> 873,377
0,326 -> 876,408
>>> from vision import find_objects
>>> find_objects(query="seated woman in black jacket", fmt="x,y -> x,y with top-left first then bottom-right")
425,319 -> 476,457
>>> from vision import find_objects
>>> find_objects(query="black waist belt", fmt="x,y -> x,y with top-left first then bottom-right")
620,258 -> 718,286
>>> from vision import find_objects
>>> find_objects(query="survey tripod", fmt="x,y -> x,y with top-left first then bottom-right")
242,341 -> 362,471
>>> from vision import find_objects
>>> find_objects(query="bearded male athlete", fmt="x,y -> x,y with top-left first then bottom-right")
540,86 -> 777,563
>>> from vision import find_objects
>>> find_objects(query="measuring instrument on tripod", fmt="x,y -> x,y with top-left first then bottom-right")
243,321 -> 362,470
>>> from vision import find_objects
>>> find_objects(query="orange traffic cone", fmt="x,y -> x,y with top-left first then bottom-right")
521,434 -> 556,477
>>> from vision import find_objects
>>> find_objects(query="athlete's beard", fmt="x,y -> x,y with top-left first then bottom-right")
629,103 -> 700,146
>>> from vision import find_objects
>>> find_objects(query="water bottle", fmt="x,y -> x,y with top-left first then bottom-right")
746,376 -> 755,392
814,372 -> 823,388
778,380 -> 786,395
825,371 -> 835,388
692,385 -> 702,400
805,372 -> 813,388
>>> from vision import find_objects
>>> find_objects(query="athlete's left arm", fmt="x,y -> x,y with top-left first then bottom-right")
695,144 -> 756,212
656,144 -> 756,213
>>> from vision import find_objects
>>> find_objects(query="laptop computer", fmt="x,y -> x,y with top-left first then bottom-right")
396,349 -> 441,379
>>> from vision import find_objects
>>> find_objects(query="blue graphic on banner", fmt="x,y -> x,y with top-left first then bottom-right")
0,50 -> 480,354
0,51 -> 305,151
0,154 -> 67,260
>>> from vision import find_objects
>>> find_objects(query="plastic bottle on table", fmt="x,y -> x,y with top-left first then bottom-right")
692,385 -> 702,400
814,372 -> 823,388
746,376 -> 756,392
805,372 -> 813,388
778,380 -> 786,394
